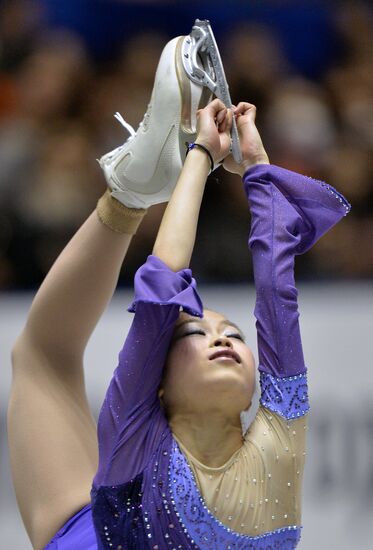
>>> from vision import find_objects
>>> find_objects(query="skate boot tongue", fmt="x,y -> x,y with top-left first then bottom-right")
182,19 -> 242,164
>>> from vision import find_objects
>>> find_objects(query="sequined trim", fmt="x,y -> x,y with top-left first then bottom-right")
304,176 -> 351,216
169,439 -> 302,549
259,371 -> 310,419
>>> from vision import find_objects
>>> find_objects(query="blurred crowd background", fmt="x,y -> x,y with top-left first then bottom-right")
1,0 -> 372,289
1,3 -> 373,548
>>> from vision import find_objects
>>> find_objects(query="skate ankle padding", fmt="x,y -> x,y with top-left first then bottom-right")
96,189 -> 147,234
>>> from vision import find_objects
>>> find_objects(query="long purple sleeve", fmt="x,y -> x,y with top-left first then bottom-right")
89,167 -> 351,550
93,254 -> 203,488
243,164 -> 351,419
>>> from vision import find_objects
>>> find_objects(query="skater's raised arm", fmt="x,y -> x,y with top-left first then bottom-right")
225,102 -> 350,418
153,98 -> 232,271
93,99 -> 234,487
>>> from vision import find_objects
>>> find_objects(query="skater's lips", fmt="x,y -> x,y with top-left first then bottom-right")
208,349 -> 241,364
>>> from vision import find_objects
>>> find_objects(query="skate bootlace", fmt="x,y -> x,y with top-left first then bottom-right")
114,112 -> 136,139
99,112 -> 136,161
98,112 -> 138,165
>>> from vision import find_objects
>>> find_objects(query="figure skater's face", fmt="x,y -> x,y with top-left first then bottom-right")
159,309 -> 256,418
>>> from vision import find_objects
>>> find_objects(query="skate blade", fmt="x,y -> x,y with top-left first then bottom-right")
182,19 -> 242,164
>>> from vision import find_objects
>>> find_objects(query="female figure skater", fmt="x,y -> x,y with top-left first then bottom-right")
8,38 -> 350,550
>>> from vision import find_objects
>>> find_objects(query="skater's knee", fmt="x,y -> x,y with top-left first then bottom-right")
11,332 -> 43,373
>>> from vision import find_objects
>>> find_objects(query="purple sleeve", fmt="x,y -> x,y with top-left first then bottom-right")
93,255 -> 203,488
243,164 -> 350,418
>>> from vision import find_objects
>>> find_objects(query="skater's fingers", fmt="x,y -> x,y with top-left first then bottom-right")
197,99 -> 226,126
216,107 -> 227,125
218,110 -> 227,133
219,108 -> 232,134
206,97 -> 226,116
235,101 -> 256,111
235,102 -> 257,117
227,109 -> 233,132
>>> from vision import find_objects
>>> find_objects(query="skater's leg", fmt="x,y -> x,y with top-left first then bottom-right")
8,198 -> 145,550
7,23 -> 215,548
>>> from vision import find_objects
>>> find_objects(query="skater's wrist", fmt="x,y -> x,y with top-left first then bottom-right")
186,142 -> 214,173
240,155 -> 270,176
185,143 -> 212,173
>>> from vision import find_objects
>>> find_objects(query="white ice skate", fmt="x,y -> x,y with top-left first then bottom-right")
99,34 -> 212,209
99,20 -> 238,209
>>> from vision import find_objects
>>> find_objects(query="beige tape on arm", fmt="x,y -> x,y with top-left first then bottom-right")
96,190 -> 147,235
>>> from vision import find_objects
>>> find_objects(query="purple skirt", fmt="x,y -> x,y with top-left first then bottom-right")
44,503 -> 97,549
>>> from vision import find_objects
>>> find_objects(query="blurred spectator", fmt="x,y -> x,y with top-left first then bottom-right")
264,78 -> 338,174
84,31 -> 168,152
0,0 -> 373,288
0,0 -> 43,73
0,30 -> 92,198
225,22 -> 291,112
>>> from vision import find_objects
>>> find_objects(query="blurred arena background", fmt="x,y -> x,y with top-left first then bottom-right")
0,0 -> 372,548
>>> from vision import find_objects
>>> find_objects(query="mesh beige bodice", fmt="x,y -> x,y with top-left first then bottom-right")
173,405 -> 307,536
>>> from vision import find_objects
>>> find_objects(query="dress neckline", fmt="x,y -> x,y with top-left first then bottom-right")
172,433 -> 245,473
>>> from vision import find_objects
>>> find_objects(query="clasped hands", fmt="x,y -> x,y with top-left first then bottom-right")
195,98 -> 270,177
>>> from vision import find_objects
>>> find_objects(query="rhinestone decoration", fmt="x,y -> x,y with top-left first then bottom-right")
91,474 -> 149,549
91,425 -> 303,549
259,371 -> 310,419
303,176 -> 351,216
169,439 -> 302,549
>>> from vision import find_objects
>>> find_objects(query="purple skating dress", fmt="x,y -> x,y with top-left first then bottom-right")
44,164 -> 350,549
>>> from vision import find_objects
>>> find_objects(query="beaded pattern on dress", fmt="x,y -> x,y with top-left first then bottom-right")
169,440 -> 302,549
91,474 -> 149,549
259,371 -> 310,420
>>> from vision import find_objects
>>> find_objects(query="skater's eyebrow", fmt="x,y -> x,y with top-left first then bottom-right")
174,319 -> 203,330
218,320 -> 246,341
220,319 -> 245,336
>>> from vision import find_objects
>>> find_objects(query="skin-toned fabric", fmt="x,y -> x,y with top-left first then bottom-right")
175,407 -> 306,536
45,164 -> 350,549
96,189 -> 147,235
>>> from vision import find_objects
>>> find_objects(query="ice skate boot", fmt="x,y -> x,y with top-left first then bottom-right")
98,34 -> 213,209
182,19 -> 242,164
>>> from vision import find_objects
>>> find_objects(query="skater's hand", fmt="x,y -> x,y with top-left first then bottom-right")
223,102 -> 270,176
195,98 -> 233,165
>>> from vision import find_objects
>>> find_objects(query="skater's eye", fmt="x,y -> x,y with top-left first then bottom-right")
172,325 -> 206,342
183,329 -> 206,337
225,332 -> 244,341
